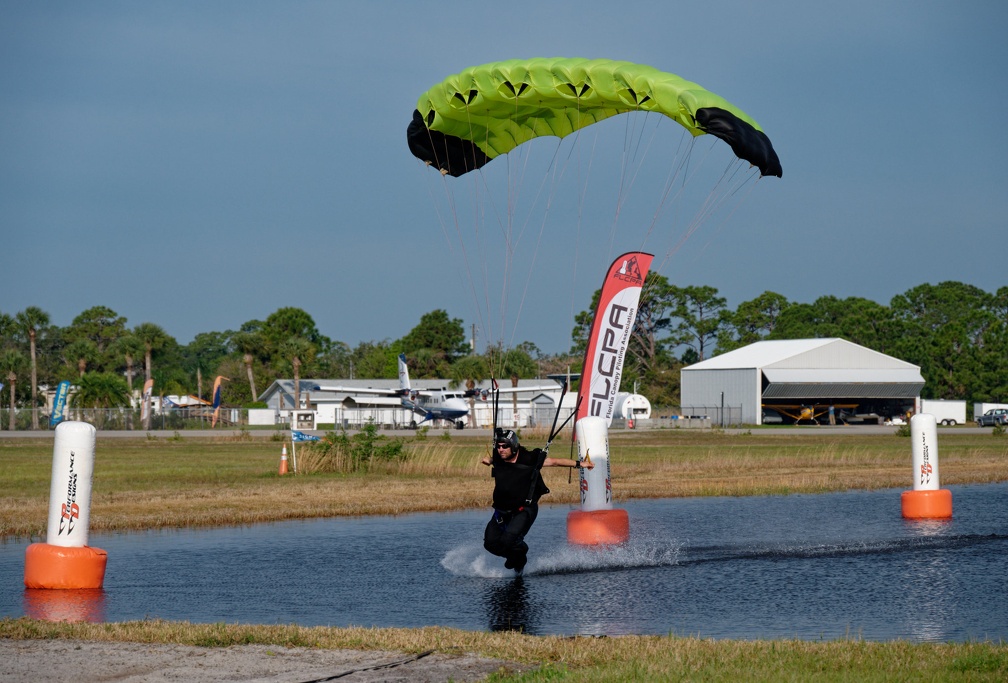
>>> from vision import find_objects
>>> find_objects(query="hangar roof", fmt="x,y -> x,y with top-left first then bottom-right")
683,338 -> 925,399
683,338 -> 920,373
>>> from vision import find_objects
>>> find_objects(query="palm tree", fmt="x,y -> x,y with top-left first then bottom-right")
278,338 -> 314,412
111,333 -> 144,429
232,330 -> 262,402
0,313 -> 14,341
72,371 -> 130,408
15,307 -> 49,429
64,339 -> 98,378
72,372 -> 130,429
111,333 -> 143,396
450,354 -> 488,428
134,322 -> 171,382
0,349 -> 27,431
494,347 -> 537,428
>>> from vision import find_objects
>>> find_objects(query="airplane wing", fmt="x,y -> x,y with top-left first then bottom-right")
470,382 -> 562,399
314,385 -> 405,396
493,383 -> 561,394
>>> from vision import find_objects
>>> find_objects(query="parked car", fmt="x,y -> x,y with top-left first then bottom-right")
976,408 -> 1008,427
761,408 -> 784,425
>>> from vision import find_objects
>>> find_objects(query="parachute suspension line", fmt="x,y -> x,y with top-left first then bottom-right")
609,108 -> 639,260
464,103 -> 499,355
417,107 -> 495,363
505,131 -> 571,353
416,118 -> 492,366
640,131 -> 745,276
608,111 -> 664,263
650,156 -> 762,278
567,115 -> 599,344
665,160 -> 761,269
682,156 -> 758,250
635,132 -> 698,256
452,164 -> 496,363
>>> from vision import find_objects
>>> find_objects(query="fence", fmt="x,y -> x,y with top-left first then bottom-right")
2,404 -> 746,432
0,406 -> 250,432
678,405 -> 744,427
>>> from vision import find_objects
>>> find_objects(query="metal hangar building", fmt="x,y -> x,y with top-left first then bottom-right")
680,338 -> 925,425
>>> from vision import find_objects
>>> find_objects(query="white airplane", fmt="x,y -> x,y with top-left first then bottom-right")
318,353 -> 558,429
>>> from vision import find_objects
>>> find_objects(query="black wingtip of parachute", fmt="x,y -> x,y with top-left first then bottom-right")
407,110 -> 490,177
695,108 -> 782,178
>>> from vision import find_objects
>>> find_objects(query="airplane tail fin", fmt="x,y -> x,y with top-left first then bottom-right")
398,353 -> 411,391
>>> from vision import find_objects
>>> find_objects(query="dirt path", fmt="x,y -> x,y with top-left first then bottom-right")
3,639 -> 524,682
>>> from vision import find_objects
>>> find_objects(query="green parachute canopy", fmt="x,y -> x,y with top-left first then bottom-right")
407,57 -> 782,178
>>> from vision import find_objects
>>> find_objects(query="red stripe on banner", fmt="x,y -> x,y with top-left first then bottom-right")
575,252 -> 653,426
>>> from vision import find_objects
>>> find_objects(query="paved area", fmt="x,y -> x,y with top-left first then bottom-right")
2,639 -> 523,682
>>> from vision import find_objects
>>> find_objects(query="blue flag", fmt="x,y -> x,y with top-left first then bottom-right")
51,380 -> 70,426
292,430 -> 319,442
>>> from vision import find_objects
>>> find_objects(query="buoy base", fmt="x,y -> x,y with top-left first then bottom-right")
567,508 -> 630,546
901,489 -> 953,519
24,543 -> 108,589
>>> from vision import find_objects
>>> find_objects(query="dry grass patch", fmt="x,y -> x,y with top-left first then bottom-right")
2,428 -> 1005,539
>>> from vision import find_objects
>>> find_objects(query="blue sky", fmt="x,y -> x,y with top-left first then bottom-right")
2,1 -> 1006,355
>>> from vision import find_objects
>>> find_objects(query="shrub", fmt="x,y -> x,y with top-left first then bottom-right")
297,422 -> 405,473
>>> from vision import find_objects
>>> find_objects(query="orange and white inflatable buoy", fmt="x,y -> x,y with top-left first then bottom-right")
24,544 -> 108,590
567,508 -> 630,545
900,413 -> 952,519
24,421 -> 108,590
567,416 -> 629,545
279,444 -> 289,475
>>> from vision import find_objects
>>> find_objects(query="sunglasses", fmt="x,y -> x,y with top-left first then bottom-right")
495,442 -> 512,450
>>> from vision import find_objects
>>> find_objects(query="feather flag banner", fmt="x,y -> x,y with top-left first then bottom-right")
211,376 -> 225,428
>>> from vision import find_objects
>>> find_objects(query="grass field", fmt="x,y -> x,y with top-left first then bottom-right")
3,427 -> 1006,680
2,427 -> 1006,539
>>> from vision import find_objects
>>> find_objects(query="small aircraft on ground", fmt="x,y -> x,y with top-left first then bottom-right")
318,354 -> 558,429
763,403 -> 861,425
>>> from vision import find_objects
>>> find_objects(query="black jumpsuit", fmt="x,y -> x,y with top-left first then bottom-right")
483,446 -> 549,572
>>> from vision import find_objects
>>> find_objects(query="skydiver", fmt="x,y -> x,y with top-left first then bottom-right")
480,428 -> 593,574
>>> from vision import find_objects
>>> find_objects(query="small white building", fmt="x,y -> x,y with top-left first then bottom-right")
612,392 -> 651,420
256,377 -> 567,429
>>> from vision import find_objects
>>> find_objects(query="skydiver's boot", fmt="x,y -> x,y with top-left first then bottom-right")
511,547 -> 527,575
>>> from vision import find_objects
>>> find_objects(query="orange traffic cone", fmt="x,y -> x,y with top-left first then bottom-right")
278,444 -> 289,476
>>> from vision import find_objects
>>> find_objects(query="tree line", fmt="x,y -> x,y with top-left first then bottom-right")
1,280 -> 1005,428
601,278 -> 1007,407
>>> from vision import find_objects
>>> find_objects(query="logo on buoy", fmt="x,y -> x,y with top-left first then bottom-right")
59,449 -> 79,536
920,433 -> 931,486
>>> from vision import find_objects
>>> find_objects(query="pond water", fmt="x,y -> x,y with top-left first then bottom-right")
2,483 -> 1006,641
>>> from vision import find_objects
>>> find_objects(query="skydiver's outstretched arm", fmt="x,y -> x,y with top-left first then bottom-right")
543,456 -> 593,469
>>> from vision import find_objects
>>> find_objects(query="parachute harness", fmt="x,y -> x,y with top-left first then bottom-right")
523,381 -> 580,506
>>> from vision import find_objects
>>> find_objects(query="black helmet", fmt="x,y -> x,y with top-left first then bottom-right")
494,428 -> 519,451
